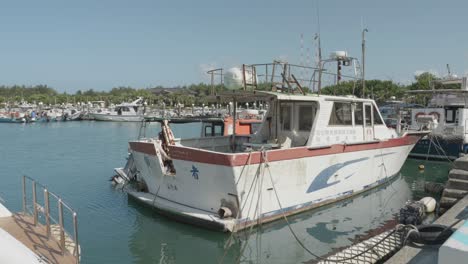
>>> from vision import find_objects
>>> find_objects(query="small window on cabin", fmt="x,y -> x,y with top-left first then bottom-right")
365,105 -> 372,126
123,107 -> 130,112
373,105 -> 384,125
280,104 -> 291,130
204,126 -> 212,137
329,102 -> 353,126
214,124 -> 223,136
446,109 -> 456,123
446,110 -> 453,122
354,103 -> 363,125
251,123 -> 261,134
298,105 -> 313,131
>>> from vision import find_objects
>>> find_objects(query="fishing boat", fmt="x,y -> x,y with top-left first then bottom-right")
90,98 -> 145,122
62,109 -> 83,121
0,176 -> 80,263
408,77 -> 468,160
0,112 -> 26,123
113,60 -> 427,232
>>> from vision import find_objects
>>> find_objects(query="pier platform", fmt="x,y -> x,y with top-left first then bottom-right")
386,194 -> 468,264
0,213 -> 77,264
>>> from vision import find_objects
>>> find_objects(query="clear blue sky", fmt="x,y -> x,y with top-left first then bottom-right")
0,0 -> 466,92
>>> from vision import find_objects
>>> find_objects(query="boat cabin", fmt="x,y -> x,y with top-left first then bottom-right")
409,77 -> 468,136
113,98 -> 144,116
251,92 -> 391,148
176,91 -> 395,152
202,117 -> 262,137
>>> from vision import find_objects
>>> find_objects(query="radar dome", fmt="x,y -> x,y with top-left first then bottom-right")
224,67 -> 244,90
224,67 -> 258,90
330,51 -> 348,60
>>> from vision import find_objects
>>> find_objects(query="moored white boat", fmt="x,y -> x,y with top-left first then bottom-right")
90,98 -> 145,122
114,62 -> 427,232
408,77 -> 468,160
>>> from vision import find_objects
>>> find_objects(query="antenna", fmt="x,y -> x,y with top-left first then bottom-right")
300,33 -> 304,82
446,64 -> 452,78
315,1 -> 323,93
316,0 -> 321,37
362,27 -> 368,98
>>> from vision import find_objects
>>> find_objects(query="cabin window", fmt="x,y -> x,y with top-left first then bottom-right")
214,124 -> 223,136
204,126 -> 212,137
298,105 -> 313,131
280,104 -> 292,130
329,102 -> 353,126
251,123 -> 261,134
373,105 -> 384,125
354,103 -> 363,125
365,105 -> 372,126
445,109 -> 457,123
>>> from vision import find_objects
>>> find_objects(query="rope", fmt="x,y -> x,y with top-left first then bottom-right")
235,160 -> 265,263
218,149 -> 261,264
263,150 -> 410,263
221,148 -> 417,263
432,136 -> 455,164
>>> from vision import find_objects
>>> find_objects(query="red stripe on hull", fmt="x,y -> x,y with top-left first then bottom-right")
129,141 -> 157,156
130,134 -> 423,167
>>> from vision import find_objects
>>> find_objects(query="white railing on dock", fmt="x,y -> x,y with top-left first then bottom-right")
22,175 -> 80,263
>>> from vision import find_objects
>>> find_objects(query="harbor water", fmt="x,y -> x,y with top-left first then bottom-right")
0,122 -> 450,264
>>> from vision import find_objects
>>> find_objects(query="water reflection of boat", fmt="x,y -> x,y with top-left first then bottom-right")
225,174 -> 412,263
127,199 -> 234,264
126,174 -> 411,263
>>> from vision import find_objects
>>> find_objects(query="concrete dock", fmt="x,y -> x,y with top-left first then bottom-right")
440,156 -> 468,213
385,194 -> 468,264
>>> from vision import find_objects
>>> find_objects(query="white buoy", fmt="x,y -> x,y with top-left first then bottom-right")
420,197 -> 437,213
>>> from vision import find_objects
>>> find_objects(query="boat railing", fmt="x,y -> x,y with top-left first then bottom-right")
207,61 -> 361,95
21,175 -> 80,263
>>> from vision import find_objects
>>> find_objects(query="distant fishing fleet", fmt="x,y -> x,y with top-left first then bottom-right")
0,97 -> 267,123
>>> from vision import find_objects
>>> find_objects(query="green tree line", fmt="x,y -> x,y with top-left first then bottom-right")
0,72 -> 441,106
320,72 -> 440,104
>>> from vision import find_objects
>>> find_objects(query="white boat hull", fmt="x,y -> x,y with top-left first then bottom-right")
90,113 -> 143,122
122,133 -> 422,232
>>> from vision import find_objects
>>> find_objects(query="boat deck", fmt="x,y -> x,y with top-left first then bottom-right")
0,213 -> 77,264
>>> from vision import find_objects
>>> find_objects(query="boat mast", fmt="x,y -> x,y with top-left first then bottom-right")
361,27 -> 368,98
231,99 -> 237,152
316,33 -> 322,94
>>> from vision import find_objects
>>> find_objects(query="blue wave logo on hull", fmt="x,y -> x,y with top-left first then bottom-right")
306,157 -> 369,193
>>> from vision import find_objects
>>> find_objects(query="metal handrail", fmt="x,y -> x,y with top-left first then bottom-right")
206,61 -> 360,95
22,175 -> 80,263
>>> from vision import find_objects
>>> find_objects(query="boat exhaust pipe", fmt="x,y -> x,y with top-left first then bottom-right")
218,207 -> 233,219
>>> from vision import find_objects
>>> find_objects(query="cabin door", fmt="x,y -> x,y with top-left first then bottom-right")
363,103 -> 374,141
